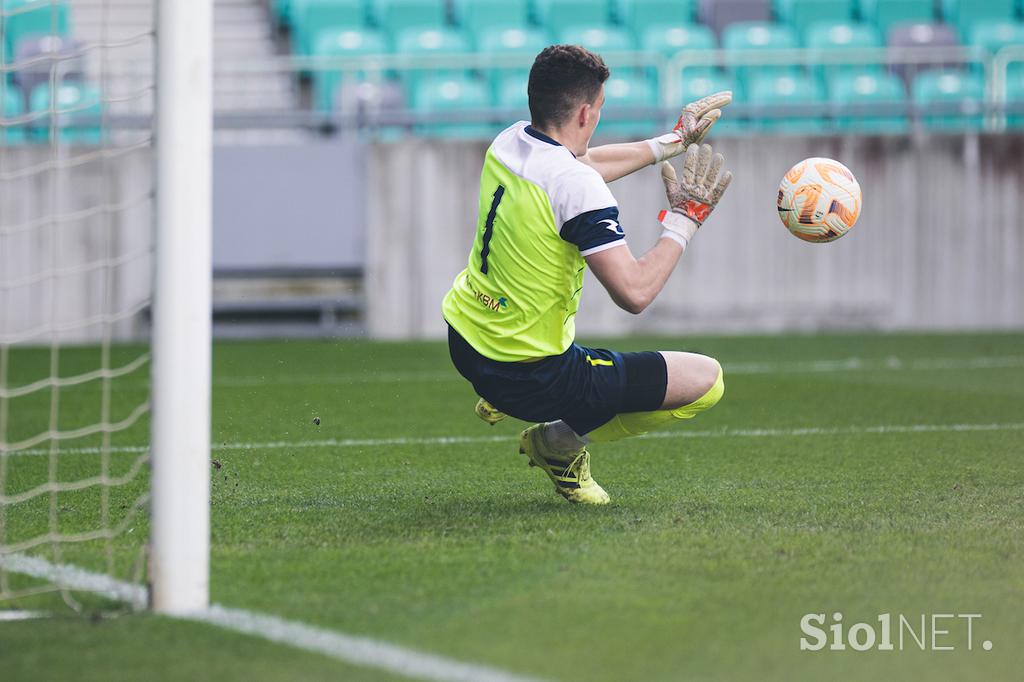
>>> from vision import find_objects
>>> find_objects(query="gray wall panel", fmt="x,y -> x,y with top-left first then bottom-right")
367,135 -> 1024,340
212,142 -> 366,273
2,141 -> 368,343
3,135 -> 1021,343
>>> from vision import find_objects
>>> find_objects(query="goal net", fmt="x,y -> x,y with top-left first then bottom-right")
0,0 -> 211,614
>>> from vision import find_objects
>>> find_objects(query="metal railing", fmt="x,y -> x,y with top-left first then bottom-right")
2,45 -> 1024,137
202,45 -> 1024,135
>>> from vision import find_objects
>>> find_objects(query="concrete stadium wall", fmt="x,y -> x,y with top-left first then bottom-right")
0,145 -> 153,344
3,135 -> 1022,343
1,142 -> 366,343
367,134 -> 1024,339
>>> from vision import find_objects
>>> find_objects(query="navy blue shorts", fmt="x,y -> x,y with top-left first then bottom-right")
447,324 -> 668,435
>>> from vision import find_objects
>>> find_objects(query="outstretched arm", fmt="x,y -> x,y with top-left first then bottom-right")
586,239 -> 684,314
578,91 -> 732,184
586,143 -> 733,314
577,141 -> 657,185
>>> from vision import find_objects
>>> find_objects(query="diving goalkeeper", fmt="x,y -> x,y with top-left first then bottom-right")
441,45 -> 733,505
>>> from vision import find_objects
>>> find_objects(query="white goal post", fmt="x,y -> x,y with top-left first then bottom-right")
149,0 -> 213,613
0,0 -> 212,612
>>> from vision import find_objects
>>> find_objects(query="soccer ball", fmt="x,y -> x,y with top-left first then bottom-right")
776,158 -> 862,243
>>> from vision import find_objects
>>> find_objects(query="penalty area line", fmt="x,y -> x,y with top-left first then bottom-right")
0,553 -> 546,682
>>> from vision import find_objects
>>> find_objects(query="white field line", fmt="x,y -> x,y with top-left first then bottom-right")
0,553 -> 546,682
0,609 -> 50,621
211,355 -> 1024,387
9,421 -> 1024,458
0,554 -> 146,606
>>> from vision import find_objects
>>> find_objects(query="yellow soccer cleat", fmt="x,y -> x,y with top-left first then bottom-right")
519,424 -> 609,505
475,398 -> 506,425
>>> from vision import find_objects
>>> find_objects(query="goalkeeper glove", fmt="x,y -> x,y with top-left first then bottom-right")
658,143 -> 733,248
646,90 -> 733,164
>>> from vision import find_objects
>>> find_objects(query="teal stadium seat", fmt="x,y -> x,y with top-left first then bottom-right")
970,20 -> 1024,53
29,81 -> 103,143
395,27 -> 472,93
643,24 -> 717,89
534,0 -> 613,30
642,23 -> 715,56
615,0 -> 696,33
476,25 -> 547,56
413,75 -> 492,137
857,0 -> 934,36
829,71 -> 908,131
2,0 -> 70,63
273,0 -> 291,25
804,21 -> 883,50
680,70 -> 741,132
805,21 -> 884,79
290,0 -> 366,56
912,70 -> 985,130
559,25 -> 636,52
491,71 -> 530,133
746,72 -> 827,132
1006,70 -> 1024,128
775,0 -> 854,37
969,21 -> 1024,77
599,72 -> 658,136
453,0 -> 530,33
475,26 -> 547,100
494,72 -> 529,110
723,22 -> 801,87
312,28 -> 389,111
941,0 -> 1016,39
2,84 -> 26,144
374,0 -> 447,34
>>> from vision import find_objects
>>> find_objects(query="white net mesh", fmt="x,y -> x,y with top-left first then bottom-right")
0,0 -> 155,607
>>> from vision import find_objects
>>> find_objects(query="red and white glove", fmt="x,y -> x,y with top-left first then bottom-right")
658,143 -> 733,248
646,90 -> 733,164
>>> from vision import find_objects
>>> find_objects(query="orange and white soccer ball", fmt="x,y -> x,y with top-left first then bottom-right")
777,158 -> 862,242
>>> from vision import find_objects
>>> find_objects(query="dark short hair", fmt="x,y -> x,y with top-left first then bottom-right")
528,45 -> 610,129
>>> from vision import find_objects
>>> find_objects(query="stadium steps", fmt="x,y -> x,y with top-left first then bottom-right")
65,0 -> 300,114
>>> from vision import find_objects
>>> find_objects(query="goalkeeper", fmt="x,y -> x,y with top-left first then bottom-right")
441,45 -> 733,505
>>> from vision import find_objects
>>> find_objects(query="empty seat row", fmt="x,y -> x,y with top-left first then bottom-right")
0,80 -> 103,143
303,18 -> 1024,64
306,17 -> 1024,113
305,18 -> 1024,55
277,0 -> 701,40
1,1 -> 109,145
2,0 -> 71,62
277,0 -> 1024,53
410,69 -> 659,136
321,65 -> 1024,138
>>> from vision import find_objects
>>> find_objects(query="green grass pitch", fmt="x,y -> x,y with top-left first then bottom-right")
1,331 -> 1023,681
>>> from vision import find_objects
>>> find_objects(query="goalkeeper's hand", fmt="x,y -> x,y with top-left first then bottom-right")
646,91 -> 732,164
658,143 -> 732,247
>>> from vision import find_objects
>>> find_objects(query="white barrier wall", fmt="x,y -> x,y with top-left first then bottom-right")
3,135 -> 1022,343
0,146 -> 153,344
0,143 -> 367,343
367,134 -> 1024,339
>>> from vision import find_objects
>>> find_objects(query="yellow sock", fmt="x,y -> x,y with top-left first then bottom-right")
587,364 -> 724,443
